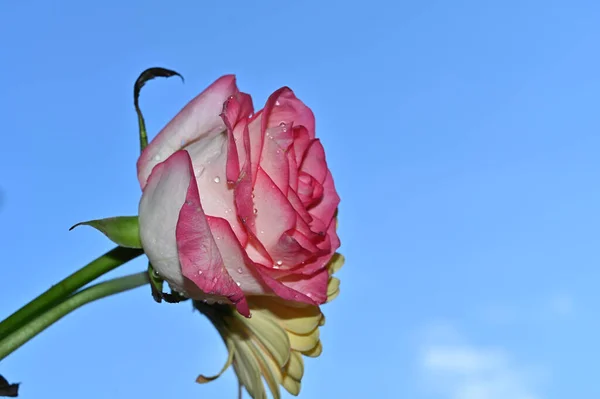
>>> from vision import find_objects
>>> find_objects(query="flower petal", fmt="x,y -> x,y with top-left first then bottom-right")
262,87 -> 315,140
174,151 -> 249,316
307,170 -> 340,225
137,75 -> 239,188
299,139 -> 327,184
138,151 -> 189,294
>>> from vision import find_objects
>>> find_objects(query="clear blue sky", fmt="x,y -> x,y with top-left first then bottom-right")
1,1 -> 599,398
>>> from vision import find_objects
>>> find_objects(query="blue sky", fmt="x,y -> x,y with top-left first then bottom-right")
1,1 -> 599,398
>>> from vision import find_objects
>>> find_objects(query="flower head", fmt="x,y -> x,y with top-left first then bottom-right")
137,76 -> 340,316
195,253 -> 344,398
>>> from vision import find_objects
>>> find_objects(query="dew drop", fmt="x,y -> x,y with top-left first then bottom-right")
237,267 -> 243,274
275,100 -> 281,106
251,193 -> 255,199
253,208 -> 258,215
236,281 -> 241,286
248,112 -> 253,118
195,166 -> 205,177
212,277 -> 218,283
198,270 -> 203,275
154,154 -> 161,161
276,260 -> 283,266
213,176 -> 221,183
185,200 -> 192,206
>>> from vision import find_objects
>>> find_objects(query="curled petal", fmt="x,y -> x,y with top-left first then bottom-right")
174,150 -> 249,316
137,75 -> 239,188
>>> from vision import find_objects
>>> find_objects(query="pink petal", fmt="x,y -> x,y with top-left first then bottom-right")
206,216 -> 270,296
261,87 -> 315,140
308,170 -> 340,225
259,123 -> 292,195
299,139 -> 327,184
175,151 -> 249,316
256,265 -> 329,305
137,75 -> 239,189
292,126 -> 312,167
220,92 -> 254,184
253,167 -> 296,253
185,132 -> 247,246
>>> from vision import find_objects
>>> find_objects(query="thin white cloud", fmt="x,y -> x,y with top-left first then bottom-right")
418,326 -> 544,399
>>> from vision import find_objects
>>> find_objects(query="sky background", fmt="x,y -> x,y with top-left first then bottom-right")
1,1 -> 599,398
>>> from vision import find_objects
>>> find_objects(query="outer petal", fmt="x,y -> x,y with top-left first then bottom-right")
137,75 -> 239,188
175,150 -> 250,316
138,151 -> 189,294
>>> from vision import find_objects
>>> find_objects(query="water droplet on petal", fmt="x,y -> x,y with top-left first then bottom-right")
253,208 -> 258,215
237,267 -> 243,274
236,281 -> 241,286
248,112 -> 253,118
154,154 -> 161,161
251,193 -> 255,199
198,270 -> 203,275
213,176 -> 221,183
276,260 -> 283,266
275,100 -> 281,106
212,277 -> 218,283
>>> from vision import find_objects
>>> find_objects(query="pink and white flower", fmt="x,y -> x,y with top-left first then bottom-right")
137,75 -> 340,317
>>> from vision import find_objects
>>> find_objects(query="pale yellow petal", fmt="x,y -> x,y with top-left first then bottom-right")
232,339 -> 266,399
240,311 -> 290,368
327,253 -> 345,275
196,338 -> 236,383
319,314 -> 326,327
287,327 -> 320,352
282,374 -> 301,396
327,277 -> 340,296
282,351 -> 304,382
301,341 -> 323,358
248,338 -> 283,399
249,297 -> 322,335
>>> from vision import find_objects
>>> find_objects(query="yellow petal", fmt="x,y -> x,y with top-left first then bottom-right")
287,327 -> 320,352
232,339 -> 266,399
327,253 -> 345,275
249,297 -> 322,335
302,341 -> 323,358
282,351 -> 304,382
319,314 -> 326,327
196,338 -> 235,383
282,374 -> 301,396
248,338 -> 283,399
240,310 -> 290,368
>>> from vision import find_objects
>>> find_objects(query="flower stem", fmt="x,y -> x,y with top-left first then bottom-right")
0,246 -> 143,340
0,271 -> 149,361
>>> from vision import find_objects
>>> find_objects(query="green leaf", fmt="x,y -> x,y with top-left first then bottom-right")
134,67 -> 184,152
70,216 -> 142,248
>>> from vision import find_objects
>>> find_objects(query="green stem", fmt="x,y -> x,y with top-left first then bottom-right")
0,271 -> 149,361
0,246 -> 143,340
